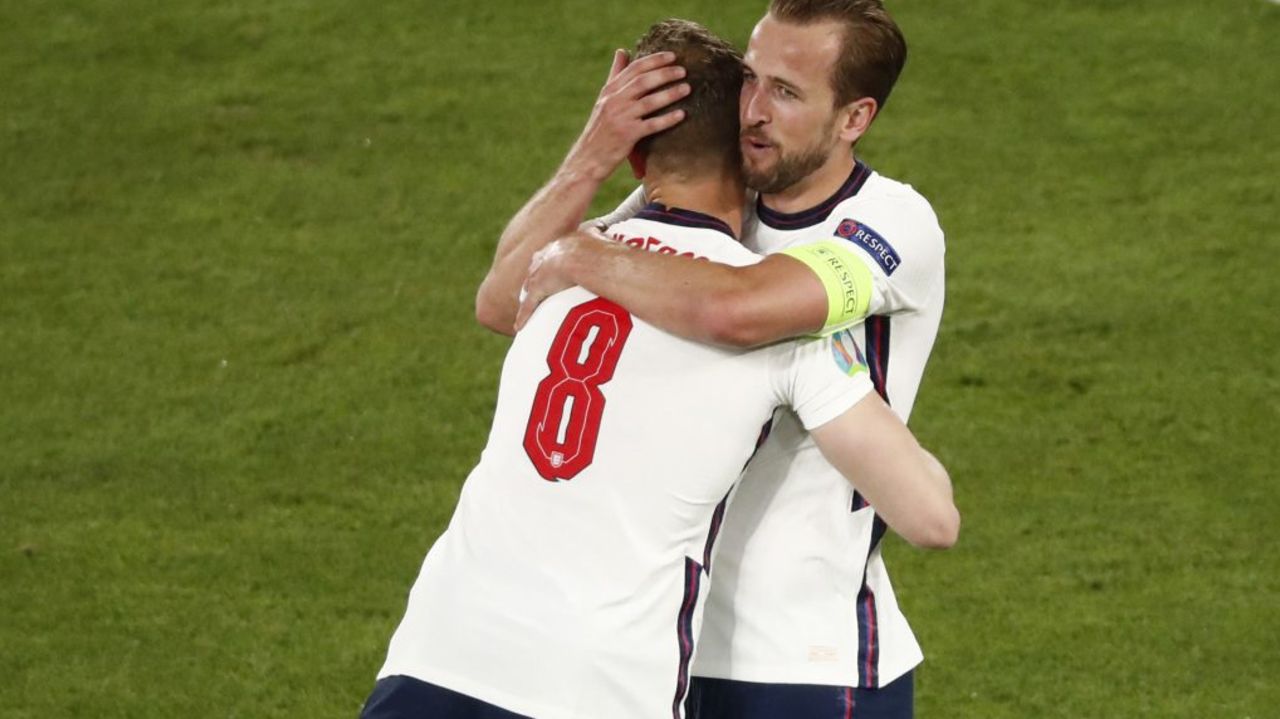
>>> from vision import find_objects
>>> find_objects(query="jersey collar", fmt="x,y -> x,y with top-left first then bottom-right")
635,202 -> 738,240
755,160 -> 873,230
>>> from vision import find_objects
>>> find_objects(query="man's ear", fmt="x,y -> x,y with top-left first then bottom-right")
627,148 -> 648,179
836,97 -> 878,145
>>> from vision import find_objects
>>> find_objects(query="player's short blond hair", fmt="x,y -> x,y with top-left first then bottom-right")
633,19 -> 743,177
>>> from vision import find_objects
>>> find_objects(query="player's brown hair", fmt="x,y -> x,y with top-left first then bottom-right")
767,0 -> 907,111
633,20 -> 743,177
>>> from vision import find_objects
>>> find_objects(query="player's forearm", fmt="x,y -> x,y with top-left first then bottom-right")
476,50 -> 690,335
476,165 -> 607,334
811,399 -> 960,550
903,447 -> 959,548
848,452 -> 958,551
918,448 -> 954,505
868,445 -> 958,550
557,238 -> 826,348
557,237 -> 743,345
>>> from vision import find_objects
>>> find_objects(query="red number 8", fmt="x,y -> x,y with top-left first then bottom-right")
523,298 -> 633,481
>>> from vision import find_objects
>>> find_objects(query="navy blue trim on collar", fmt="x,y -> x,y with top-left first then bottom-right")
756,160 -> 873,230
634,202 -> 738,240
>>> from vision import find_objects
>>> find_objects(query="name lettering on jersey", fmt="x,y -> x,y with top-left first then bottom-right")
835,219 -> 900,276
608,232 -> 709,261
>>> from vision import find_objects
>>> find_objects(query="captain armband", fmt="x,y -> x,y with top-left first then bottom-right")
779,240 -> 874,336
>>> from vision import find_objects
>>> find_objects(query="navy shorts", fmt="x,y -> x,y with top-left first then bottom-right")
359,675 -> 531,719
686,671 -> 913,719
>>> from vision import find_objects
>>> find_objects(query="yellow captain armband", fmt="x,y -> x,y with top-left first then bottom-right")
779,240 -> 874,336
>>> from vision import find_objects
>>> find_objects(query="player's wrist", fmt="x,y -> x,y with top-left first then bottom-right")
560,148 -> 618,184
558,232 -> 596,284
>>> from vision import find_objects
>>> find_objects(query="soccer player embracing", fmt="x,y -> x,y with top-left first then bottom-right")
366,14 -> 957,719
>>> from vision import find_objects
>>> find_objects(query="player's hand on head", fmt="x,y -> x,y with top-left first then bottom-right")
565,50 -> 690,180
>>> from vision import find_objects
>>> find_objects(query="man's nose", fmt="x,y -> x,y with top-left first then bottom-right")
741,86 -> 768,126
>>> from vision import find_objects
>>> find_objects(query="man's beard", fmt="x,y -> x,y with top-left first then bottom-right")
742,131 -> 838,195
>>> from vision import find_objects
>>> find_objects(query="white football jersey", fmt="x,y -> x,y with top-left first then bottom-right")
376,206 -> 875,718
692,162 -> 946,688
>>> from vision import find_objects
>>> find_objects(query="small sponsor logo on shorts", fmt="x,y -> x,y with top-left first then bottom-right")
835,219 -> 900,276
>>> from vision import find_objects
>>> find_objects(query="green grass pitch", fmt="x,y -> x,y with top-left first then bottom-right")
2,0 -> 1277,716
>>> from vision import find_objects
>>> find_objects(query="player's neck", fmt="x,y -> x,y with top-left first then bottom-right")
759,150 -> 857,215
644,172 -> 745,239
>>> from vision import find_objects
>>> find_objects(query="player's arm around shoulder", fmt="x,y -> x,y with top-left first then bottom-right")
708,188 -> 948,343
514,231 -> 866,348
809,395 -> 960,550
685,251 -> 834,347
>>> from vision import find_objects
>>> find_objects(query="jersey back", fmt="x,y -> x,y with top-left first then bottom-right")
377,208 -> 873,718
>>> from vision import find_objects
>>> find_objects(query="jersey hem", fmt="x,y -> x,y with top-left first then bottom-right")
377,664 -> 578,719
692,651 -> 922,689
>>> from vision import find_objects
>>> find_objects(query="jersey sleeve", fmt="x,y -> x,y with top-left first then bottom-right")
585,185 -> 647,230
835,191 -> 945,317
772,331 -> 875,431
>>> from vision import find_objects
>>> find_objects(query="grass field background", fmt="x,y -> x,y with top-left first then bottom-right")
2,0 -> 1277,716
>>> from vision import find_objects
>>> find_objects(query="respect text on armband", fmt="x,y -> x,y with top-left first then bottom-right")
780,242 -> 871,331
835,219 -> 900,276
817,249 -> 863,316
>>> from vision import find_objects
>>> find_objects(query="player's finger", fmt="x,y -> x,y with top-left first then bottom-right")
515,290 -> 543,332
635,82 -> 690,116
606,49 -> 629,83
620,64 -> 687,99
514,300 -> 528,331
622,50 -> 677,74
638,108 -> 686,135
610,51 -> 679,90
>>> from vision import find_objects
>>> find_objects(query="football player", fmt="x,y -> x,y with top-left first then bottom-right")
364,18 -> 956,719
483,2 -> 946,718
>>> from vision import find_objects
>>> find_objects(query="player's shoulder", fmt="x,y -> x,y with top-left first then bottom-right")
859,171 -> 935,210
818,168 -> 945,282
842,170 -> 943,241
